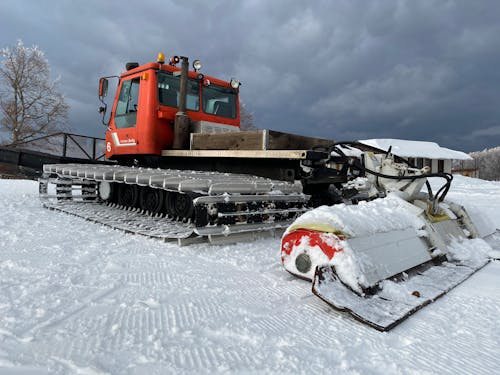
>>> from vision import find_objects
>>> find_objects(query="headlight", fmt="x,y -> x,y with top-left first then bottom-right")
193,59 -> 202,71
230,78 -> 240,89
169,56 -> 180,65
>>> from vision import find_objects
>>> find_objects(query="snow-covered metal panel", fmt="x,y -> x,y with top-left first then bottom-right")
347,228 -> 432,287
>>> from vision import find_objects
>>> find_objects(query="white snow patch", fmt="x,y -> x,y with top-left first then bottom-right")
360,138 -> 472,160
0,177 -> 499,374
378,278 -> 416,302
328,243 -> 366,294
447,238 -> 493,264
137,298 -> 160,309
286,193 -> 426,237
51,357 -> 110,375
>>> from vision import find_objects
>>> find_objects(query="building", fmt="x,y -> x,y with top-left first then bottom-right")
359,139 -> 472,174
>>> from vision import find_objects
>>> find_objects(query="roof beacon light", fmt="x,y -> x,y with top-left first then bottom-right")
230,78 -> 240,89
193,59 -> 202,72
157,52 -> 165,64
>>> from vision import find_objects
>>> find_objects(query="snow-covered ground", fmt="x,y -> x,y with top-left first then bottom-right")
0,175 -> 499,374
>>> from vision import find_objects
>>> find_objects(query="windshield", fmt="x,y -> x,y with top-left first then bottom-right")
202,85 -> 237,118
157,72 -> 199,111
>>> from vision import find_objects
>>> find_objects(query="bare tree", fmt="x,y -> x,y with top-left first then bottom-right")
0,40 -> 69,145
239,102 -> 257,130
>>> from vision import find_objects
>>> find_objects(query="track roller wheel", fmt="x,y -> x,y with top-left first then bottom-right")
117,184 -> 139,208
98,181 -> 115,202
165,192 -> 194,220
139,187 -> 165,214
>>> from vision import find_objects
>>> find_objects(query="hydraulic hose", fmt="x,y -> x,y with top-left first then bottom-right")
327,141 -> 453,203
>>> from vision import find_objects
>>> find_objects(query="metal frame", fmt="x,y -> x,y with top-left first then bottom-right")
4,132 -> 105,161
162,149 -> 312,160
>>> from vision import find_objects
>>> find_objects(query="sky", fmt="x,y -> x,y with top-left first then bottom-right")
1,0 -> 499,152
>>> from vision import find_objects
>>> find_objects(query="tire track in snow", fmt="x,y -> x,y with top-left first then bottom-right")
121,271 -> 186,288
59,305 -> 263,370
61,298 -> 231,353
384,293 -> 500,375
161,345 -> 261,371
18,284 -> 122,340
24,329 -> 104,369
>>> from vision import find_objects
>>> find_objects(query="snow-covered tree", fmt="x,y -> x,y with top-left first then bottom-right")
239,102 -> 257,130
469,146 -> 500,180
0,40 -> 69,145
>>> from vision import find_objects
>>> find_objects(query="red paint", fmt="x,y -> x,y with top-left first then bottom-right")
105,62 -> 240,159
281,229 -> 345,264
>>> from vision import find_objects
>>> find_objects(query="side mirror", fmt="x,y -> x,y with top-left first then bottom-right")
99,78 -> 109,98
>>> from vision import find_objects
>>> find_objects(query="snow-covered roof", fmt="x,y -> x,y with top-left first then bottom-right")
335,144 -> 363,157
359,139 -> 472,160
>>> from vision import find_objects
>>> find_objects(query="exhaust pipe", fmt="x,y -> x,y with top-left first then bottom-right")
173,56 -> 190,149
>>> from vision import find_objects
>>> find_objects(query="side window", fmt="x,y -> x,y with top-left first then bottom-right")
202,85 -> 237,118
115,78 -> 140,128
158,73 -> 199,111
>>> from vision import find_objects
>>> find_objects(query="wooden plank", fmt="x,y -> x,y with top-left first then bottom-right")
191,130 -> 265,150
266,130 -> 333,150
190,130 -> 334,151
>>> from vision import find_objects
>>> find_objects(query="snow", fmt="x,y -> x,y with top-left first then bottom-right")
447,238 -> 493,264
286,193 -> 426,238
327,242 -> 366,294
360,138 -> 472,160
0,176 -> 499,374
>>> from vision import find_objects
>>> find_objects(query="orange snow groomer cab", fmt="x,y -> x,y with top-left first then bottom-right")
101,53 -> 241,160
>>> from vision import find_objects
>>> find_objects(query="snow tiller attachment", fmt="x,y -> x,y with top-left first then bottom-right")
281,148 -> 498,331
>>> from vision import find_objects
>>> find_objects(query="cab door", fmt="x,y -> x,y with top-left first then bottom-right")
107,77 -> 140,155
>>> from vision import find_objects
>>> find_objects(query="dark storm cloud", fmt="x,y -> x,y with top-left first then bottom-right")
1,0 -> 499,151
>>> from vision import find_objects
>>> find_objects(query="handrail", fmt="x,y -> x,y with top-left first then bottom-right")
4,132 -> 105,146
2,132 -> 105,161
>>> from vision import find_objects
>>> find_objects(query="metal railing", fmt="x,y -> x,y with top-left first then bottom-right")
3,132 -> 106,161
